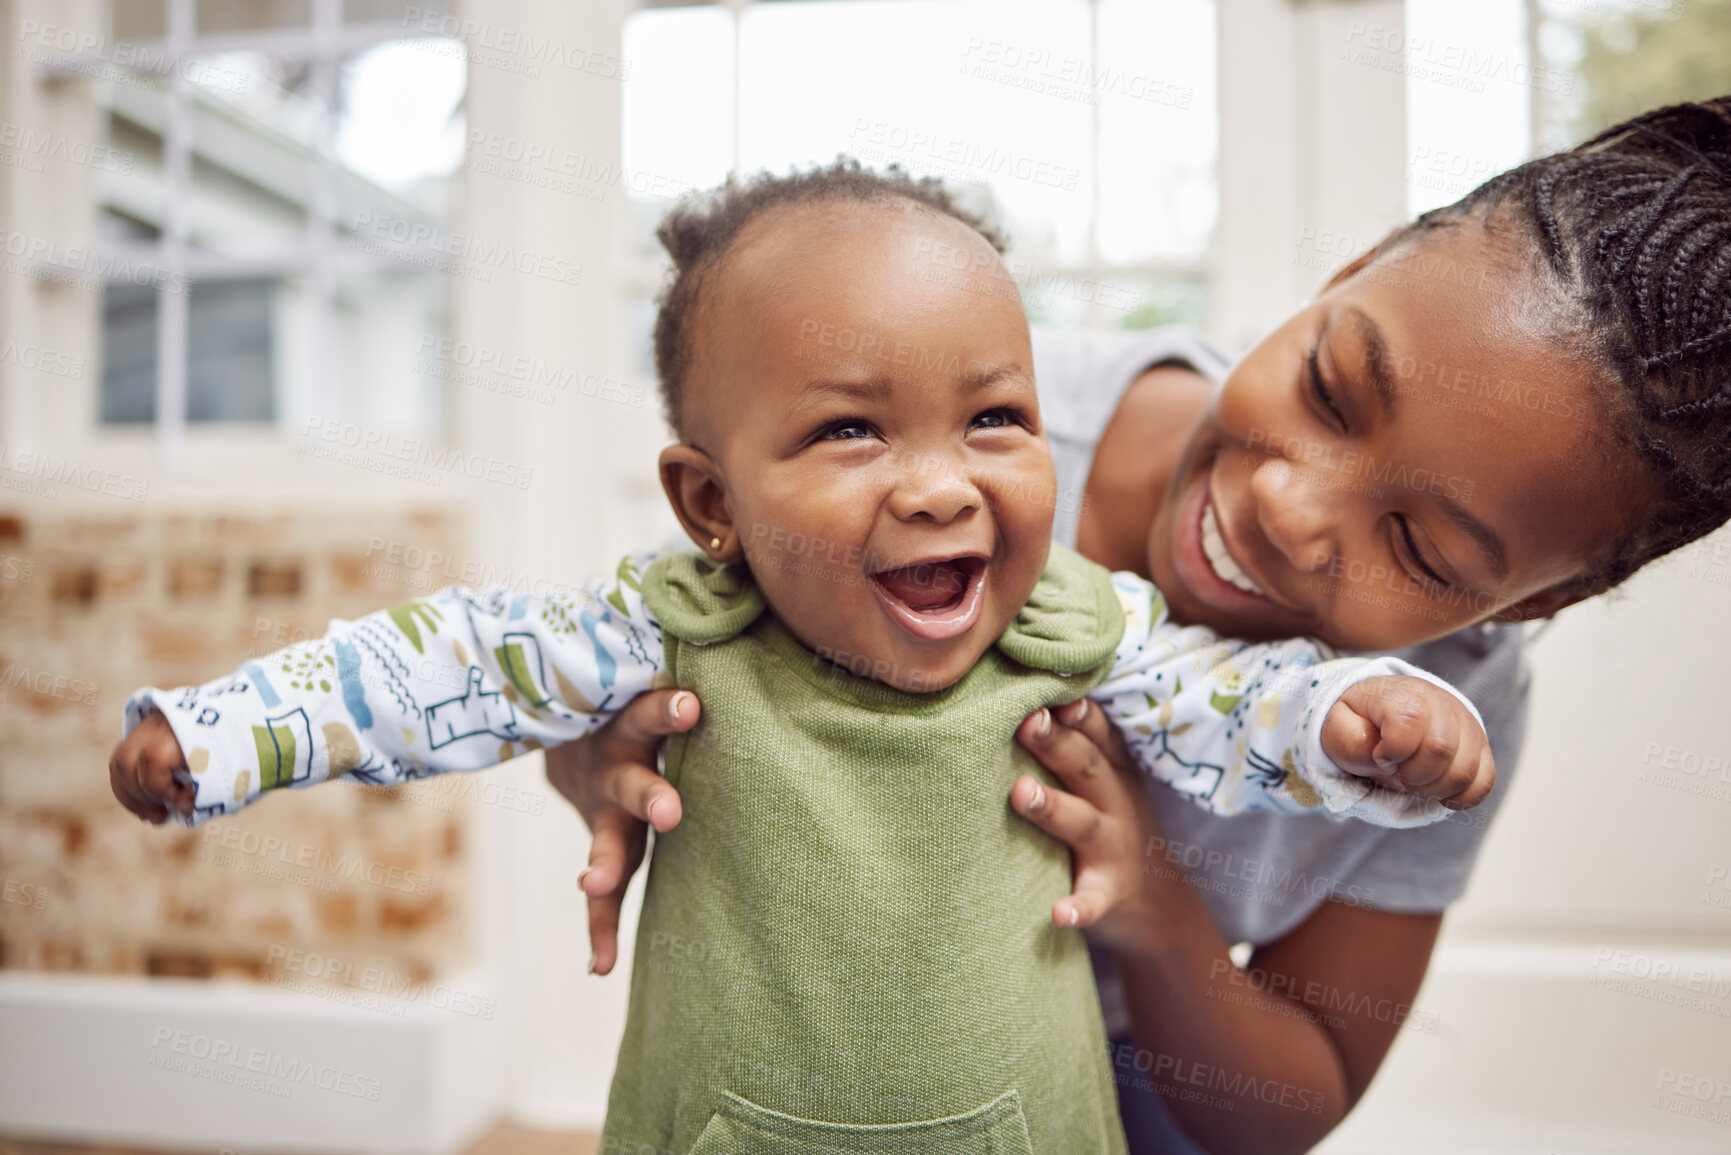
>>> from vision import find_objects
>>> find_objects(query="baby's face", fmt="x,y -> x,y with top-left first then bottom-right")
679,202 -> 1055,693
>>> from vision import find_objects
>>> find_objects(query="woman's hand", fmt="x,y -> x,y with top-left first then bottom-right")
543,688 -> 698,975
1011,697 -> 1162,954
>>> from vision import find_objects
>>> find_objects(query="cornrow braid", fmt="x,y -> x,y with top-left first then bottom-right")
1396,96 -> 1731,595
650,156 -> 1009,438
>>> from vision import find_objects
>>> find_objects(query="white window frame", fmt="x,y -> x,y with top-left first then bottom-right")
624,0 -> 1215,333
32,0 -> 459,455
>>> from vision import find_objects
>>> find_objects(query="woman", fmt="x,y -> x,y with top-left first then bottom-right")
548,98 -> 1731,1152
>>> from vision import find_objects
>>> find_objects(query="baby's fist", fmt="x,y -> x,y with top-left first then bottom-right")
1321,676 -> 1495,810
109,710 -> 194,823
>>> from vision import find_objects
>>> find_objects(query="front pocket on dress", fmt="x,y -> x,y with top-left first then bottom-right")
685,1088 -> 1033,1155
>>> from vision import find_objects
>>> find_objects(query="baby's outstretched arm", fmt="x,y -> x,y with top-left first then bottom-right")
1320,675 -> 1494,810
110,554 -> 667,825
1092,572 -> 1491,828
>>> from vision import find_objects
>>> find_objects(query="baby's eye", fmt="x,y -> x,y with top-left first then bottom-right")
818,419 -> 875,441
969,407 -> 1020,431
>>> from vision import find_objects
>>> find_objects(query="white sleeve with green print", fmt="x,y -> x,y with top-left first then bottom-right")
1093,571 -> 1486,829
120,553 -> 670,827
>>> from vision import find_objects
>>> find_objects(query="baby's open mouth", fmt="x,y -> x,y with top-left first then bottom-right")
868,555 -> 987,641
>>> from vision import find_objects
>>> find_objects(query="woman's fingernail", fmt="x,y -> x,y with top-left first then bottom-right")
1068,906 -> 1080,927
647,795 -> 666,827
576,867 -> 591,890
1034,709 -> 1051,737
1074,700 -> 1088,721
667,692 -> 687,722
587,957 -> 596,975
1028,783 -> 1045,811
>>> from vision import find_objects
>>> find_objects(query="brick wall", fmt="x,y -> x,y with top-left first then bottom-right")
0,503 -> 479,996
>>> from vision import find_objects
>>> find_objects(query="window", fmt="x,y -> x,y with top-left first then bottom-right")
51,0 -> 466,446
621,0 -> 1218,374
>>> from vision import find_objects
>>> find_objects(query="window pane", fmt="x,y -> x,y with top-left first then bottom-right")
113,1 -> 167,43
1404,0 -> 1532,217
94,24 -> 463,431
1095,0 -> 1217,264
100,283 -> 159,424
187,279 -> 275,422
737,0 -> 1094,265
336,39 -> 467,200
195,0 -> 311,36
623,5 -> 736,268
346,0 -> 455,24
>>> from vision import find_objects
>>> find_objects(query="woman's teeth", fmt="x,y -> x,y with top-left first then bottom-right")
1200,502 -> 1270,598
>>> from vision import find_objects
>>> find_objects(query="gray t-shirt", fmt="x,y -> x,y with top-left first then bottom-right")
1034,325 -> 1530,1152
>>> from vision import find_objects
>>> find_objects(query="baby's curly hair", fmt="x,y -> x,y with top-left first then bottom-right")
650,157 -> 1009,438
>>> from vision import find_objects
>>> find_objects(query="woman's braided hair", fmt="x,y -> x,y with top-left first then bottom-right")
650,157 -> 1008,438
1395,96 -> 1731,595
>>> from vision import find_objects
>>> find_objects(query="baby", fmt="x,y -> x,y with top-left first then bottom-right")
111,163 -> 1492,1153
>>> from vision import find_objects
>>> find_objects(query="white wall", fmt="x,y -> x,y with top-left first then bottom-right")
449,0 -> 679,1129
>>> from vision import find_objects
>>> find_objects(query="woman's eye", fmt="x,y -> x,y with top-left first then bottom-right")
969,407 -> 1020,431
1393,515 -> 1450,589
818,420 -> 875,441
1307,347 -> 1346,429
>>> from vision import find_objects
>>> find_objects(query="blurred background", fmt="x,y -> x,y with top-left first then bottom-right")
0,1 -> 1727,1152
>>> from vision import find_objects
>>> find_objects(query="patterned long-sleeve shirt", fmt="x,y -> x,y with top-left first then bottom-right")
124,553 -> 1482,829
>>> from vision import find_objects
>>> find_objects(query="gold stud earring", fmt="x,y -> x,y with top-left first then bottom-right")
710,536 -> 723,552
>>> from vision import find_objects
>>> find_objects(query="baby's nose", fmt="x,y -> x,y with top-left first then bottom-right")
886,456 -> 981,524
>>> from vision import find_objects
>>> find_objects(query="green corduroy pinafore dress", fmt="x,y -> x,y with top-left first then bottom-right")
601,542 -> 1132,1155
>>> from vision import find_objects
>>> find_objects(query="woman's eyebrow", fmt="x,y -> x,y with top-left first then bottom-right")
1343,306 -> 1509,581
1435,493 -> 1510,582
1346,306 -> 1399,417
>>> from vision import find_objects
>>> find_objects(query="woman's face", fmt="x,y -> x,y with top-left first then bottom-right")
1147,223 -> 1639,652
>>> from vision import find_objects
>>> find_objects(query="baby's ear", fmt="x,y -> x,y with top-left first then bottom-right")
659,445 -> 738,561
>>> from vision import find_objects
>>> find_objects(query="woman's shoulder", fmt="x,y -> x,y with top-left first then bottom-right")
1031,324 -> 1233,441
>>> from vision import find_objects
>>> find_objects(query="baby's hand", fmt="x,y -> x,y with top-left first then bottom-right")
1321,675 -> 1495,810
109,710 -> 195,823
